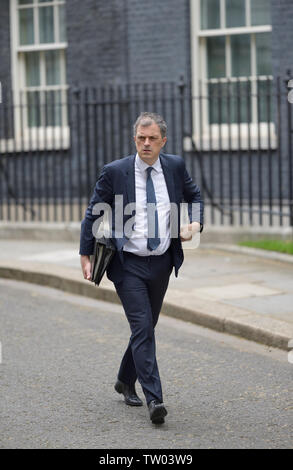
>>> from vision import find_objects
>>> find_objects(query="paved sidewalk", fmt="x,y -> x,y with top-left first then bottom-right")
0,239 -> 292,350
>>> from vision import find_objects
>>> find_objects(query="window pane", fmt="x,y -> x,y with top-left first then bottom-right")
38,0 -> 53,2
201,0 -> 220,29
231,35 -> 251,77
27,91 -> 41,127
39,6 -> 54,43
257,79 -> 273,122
208,81 -> 251,124
25,52 -> 40,86
207,37 -> 226,78
59,4 -> 66,42
45,51 -> 61,85
46,90 -> 62,126
18,0 -> 33,4
251,0 -> 271,26
208,82 -> 229,124
226,0 -> 246,28
256,33 -> 272,75
230,81 -> 251,123
19,8 -> 34,45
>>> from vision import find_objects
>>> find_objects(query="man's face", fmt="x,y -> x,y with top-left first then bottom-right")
134,122 -> 167,165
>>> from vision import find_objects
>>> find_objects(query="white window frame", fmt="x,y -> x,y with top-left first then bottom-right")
6,0 -> 69,153
190,0 -> 276,151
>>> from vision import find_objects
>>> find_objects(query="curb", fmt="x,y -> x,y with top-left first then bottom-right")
0,222 -> 80,242
0,222 -> 292,244
0,264 -> 291,352
202,243 -> 293,265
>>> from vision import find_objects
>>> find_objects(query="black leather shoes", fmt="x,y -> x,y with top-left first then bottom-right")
114,379 -> 143,406
148,400 -> 168,424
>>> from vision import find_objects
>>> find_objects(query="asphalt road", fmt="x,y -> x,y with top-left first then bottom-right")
0,278 -> 292,449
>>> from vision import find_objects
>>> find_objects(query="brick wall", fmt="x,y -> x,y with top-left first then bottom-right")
126,0 -> 190,83
66,0 -> 191,87
66,0 -> 129,87
0,0 -> 12,97
271,0 -> 293,79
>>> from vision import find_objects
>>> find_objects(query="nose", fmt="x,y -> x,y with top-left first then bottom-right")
144,137 -> 151,146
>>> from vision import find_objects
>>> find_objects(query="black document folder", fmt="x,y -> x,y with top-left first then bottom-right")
90,237 -> 116,286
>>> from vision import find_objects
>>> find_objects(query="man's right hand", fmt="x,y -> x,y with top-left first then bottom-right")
80,255 -> 92,281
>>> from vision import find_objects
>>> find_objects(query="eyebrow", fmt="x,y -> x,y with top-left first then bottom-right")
137,134 -> 159,138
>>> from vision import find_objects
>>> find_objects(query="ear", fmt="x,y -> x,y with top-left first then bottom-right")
161,137 -> 167,148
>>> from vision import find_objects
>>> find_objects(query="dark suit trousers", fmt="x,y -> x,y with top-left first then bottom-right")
114,248 -> 173,405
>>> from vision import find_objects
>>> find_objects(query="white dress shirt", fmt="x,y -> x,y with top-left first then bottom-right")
123,153 -> 171,256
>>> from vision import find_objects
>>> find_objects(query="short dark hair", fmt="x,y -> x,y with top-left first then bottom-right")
133,112 -> 167,138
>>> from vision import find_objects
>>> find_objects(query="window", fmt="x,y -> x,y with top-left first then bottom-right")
10,0 -> 68,150
190,0 -> 275,149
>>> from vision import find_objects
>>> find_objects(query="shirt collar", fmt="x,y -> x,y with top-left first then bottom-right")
135,153 -> 162,174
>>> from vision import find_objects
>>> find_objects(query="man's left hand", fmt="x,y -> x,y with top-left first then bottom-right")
180,221 -> 201,242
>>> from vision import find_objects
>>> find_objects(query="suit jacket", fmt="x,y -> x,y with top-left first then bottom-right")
79,153 -> 204,283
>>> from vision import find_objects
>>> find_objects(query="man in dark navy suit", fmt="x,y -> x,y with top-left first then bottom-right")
80,112 -> 203,425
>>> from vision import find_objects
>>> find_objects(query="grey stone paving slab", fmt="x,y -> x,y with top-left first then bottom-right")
190,284 -> 282,301
225,294 -> 293,321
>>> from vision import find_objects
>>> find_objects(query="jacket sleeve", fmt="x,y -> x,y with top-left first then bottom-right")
79,166 -> 114,255
182,162 -> 204,232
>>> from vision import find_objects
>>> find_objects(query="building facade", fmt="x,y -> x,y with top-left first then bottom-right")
2,1 -> 292,92
0,0 -> 292,226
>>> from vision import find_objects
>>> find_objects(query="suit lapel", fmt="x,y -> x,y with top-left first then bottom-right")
125,153 -> 176,204
125,154 -> 136,204
160,153 -> 176,203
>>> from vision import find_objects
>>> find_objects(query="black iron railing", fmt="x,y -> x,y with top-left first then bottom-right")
0,76 -> 292,227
